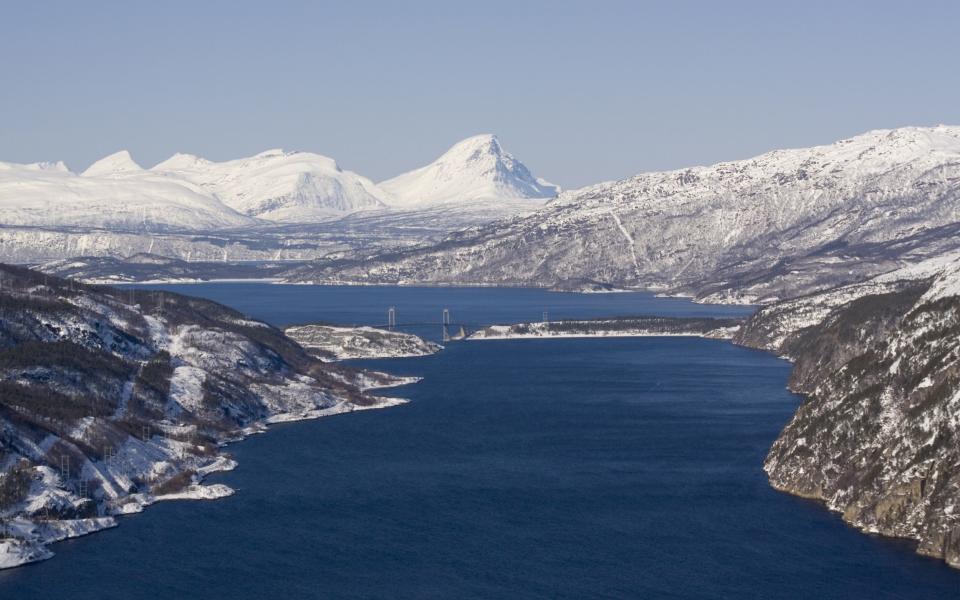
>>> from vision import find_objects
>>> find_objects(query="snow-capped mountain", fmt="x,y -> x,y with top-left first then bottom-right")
80,150 -> 144,177
379,134 -> 559,209
0,155 -> 257,232
0,136 -> 563,264
151,149 -> 390,222
295,126 -> 960,301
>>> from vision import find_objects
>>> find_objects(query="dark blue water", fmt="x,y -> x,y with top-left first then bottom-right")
127,283 -> 754,331
1,286 -> 957,599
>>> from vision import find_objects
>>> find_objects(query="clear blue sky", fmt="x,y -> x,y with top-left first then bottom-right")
2,0 -> 958,188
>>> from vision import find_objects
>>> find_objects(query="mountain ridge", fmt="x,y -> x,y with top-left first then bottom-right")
293,125 -> 960,302
0,135 -> 557,244
0,157 -> 257,232
148,148 -> 390,222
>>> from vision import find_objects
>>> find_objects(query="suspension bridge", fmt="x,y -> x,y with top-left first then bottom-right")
373,307 -> 484,342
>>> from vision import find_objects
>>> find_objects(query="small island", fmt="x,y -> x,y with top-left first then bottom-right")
285,324 -> 442,360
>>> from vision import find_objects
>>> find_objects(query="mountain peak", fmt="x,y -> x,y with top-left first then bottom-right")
254,148 -> 289,159
152,152 -> 211,171
446,133 -> 502,154
433,134 -> 511,167
380,135 -> 558,208
81,150 -> 143,177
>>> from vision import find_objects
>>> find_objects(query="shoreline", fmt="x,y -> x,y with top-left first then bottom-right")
463,315 -> 960,571
467,331 -> 730,340
5,279 -> 950,572
0,380 -> 414,570
467,318 -> 741,342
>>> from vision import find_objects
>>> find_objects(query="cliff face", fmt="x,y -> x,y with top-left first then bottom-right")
737,274 -> 960,567
0,264 -> 405,567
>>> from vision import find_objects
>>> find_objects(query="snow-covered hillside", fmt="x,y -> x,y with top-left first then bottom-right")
151,149 -> 390,222
0,156 -> 256,232
379,134 -> 558,209
0,264 -> 411,568
734,252 -> 960,568
297,126 -> 960,301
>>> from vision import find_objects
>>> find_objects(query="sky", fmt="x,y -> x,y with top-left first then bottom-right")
2,0 -> 959,189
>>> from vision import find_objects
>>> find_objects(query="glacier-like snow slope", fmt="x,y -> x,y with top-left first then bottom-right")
150,149 -> 390,222
0,155 -> 257,232
300,126 -> 960,301
379,134 -> 559,209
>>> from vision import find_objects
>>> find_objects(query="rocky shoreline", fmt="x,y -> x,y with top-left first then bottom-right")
5,259 -> 960,572
0,265 -> 417,569
285,324 -> 441,360
464,279 -> 960,570
733,259 -> 960,569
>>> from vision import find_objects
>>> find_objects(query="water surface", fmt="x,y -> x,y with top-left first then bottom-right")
1,285 -> 956,599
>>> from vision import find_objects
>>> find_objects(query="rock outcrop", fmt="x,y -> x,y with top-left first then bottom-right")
736,259 -> 960,567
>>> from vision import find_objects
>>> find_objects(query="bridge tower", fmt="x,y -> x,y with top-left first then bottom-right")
442,308 -> 451,342
387,306 -> 397,330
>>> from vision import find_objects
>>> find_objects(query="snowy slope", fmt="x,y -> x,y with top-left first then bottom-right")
379,134 -> 559,209
300,126 -> 960,300
0,154 -> 257,232
151,149 -> 389,222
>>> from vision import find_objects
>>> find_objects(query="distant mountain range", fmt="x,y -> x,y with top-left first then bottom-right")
0,154 -> 256,232
0,135 -> 558,264
10,125 -> 960,306
149,149 -> 391,222
0,135 -> 555,230
0,135 -> 557,264
295,126 -> 960,302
